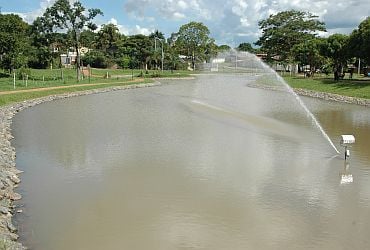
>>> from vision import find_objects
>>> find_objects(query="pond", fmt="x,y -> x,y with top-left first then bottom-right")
13,74 -> 370,249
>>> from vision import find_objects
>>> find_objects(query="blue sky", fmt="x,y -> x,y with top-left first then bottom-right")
2,0 -> 370,47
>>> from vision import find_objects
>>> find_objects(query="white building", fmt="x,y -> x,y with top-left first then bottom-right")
60,47 -> 90,67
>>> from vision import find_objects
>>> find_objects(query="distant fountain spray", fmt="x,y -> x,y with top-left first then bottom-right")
207,50 -> 340,154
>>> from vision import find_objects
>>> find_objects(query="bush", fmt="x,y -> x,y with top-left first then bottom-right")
16,67 -> 31,80
82,51 -> 112,68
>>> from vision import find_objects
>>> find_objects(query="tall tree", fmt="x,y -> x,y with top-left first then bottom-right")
175,22 -> 214,70
348,17 -> 370,65
125,35 -> 152,70
41,0 -> 102,81
149,30 -> 165,70
292,38 -> 326,76
255,10 -> 326,63
96,23 -> 122,57
320,34 -> 349,80
0,14 -> 30,72
79,30 -> 96,48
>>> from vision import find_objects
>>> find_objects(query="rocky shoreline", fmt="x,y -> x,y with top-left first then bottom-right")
0,80 -> 369,249
245,82 -> 370,107
0,82 -> 160,249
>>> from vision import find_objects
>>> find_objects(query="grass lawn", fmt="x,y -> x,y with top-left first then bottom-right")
0,68 -> 191,92
284,74 -> 370,99
0,68 -> 194,107
0,78 -> 153,107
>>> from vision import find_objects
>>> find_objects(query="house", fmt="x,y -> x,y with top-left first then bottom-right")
60,47 -> 90,67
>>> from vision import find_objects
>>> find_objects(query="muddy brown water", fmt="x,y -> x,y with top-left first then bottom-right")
12,75 -> 370,249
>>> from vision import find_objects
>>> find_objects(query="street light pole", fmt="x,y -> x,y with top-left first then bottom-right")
154,37 -> 164,72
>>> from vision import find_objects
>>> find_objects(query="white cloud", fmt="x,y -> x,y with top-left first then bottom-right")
6,0 -> 370,46
7,0 -> 81,23
124,0 -> 370,46
106,18 -> 153,36
173,12 -> 186,19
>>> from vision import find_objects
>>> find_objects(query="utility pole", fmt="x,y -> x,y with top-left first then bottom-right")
154,37 -> 164,72
358,58 -> 361,75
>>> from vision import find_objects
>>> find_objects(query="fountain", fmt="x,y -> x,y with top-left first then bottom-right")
205,50 -> 340,154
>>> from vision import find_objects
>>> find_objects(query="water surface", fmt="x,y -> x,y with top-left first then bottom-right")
13,75 -> 370,249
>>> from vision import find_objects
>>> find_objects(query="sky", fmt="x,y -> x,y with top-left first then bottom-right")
1,0 -> 370,47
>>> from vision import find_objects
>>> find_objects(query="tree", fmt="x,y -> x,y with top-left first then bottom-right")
175,22 -> 214,70
41,0 -> 103,81
79,30 -> 96,48
348,17 -> 370,65
149,30 -> 166,70
149,30 -> 165,40
237,42 -> 255,53
0,14 -> 31,72
292,38 -> 326,76
218,45 -> 231,52
96,23 -> 122,57
255,10 -> 326,63
320,34 -> 349,80
125,35 -> 152,71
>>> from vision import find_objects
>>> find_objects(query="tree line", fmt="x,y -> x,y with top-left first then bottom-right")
256,10 -> 370,78
0,0 -> 222,81
1,0 -> 369,80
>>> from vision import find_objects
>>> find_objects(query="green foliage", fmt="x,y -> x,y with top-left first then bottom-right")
320,34 -> 349,77
218,45 -> 231,52
117,55 -> 131,69
237,42 -> 255,53
96,23 -> 122,57
348,17 -> 370,64
41,0 -> 103,80
82,50 -> 111,68
0,14 -> 31,71
17,67 -> 32,80
175,21 -> 215,69
256,10 -> 326,62
125,35 -> 153,69
292,38 -> 326,74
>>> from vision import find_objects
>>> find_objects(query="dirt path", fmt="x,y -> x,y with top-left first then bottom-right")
0,78 -> 144,95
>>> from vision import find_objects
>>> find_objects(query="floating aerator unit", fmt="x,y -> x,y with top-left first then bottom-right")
340,135 -> 355,160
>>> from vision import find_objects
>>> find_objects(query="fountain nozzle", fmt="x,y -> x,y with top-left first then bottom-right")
340,135 -> 355,160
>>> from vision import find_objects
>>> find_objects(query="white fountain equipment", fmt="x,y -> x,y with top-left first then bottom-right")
340,135 -> 355,184
340,135 -> 355,160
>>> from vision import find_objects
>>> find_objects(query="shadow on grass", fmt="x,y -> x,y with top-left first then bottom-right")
319,78 -> 370,90
0,72 -> 9,78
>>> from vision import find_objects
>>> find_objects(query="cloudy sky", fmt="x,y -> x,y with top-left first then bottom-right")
2,0 -> 369,47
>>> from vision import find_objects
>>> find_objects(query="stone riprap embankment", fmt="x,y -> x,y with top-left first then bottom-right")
0,82 -> 160,249
293,88 -> 370,107
245,82 -> 370,107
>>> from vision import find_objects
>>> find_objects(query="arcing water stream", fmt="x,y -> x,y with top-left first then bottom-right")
209,51 -> 340,154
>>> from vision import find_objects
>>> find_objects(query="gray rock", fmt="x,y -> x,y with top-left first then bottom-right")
6,220 -> 17,233
0,207 -> 9,215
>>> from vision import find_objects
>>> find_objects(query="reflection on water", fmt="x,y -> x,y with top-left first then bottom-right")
12,75 -> 370,249
340,162 -> 353,184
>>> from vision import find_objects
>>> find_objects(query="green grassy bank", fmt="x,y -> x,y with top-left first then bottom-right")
0,79 -> 155,107
0,68 -> 190,92
0,68 -> 193,107
284,74 -> 370,99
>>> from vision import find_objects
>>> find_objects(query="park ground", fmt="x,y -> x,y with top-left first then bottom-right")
0,68 -> 190,106
0,68 -> 369,107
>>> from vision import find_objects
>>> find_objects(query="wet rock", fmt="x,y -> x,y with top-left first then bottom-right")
6,220 -> 17,233
9,175 -> 20,184
0,207 -> 9,215
9,193 -> 22,201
